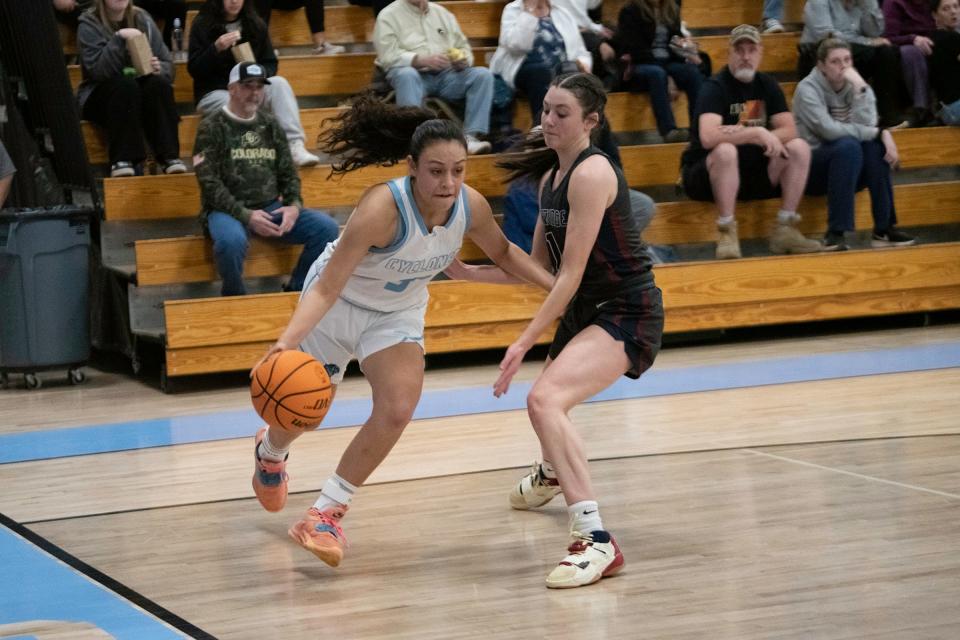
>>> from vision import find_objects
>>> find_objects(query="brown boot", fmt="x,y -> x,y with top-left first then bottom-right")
769,223 -> 823,254
716,220 -> 742,259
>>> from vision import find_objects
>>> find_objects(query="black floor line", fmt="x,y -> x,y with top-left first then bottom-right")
0,512 -> 217,640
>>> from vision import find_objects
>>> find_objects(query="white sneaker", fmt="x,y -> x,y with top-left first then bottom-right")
509,462 -> 562,510
163,159 -> 187,174
545,530 -> 625,589
289,139 -> 320,167
761,18 -> 785,33
313,42 -> 346,55
465,135 -> 491,155
110,161 -> 135,178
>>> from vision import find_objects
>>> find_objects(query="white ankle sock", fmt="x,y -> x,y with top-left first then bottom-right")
257,427 -> 288,462
568,500 -> 603,534
540,460 -> 557,480
313,474 -> 358,512
777,209 -> 800,225
717,214 -> 735,226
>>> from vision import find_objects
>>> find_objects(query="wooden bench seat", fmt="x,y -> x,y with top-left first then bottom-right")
59,0 -> 804,54
135,180 -> 960,286
67,32 -> 801,105
161,242 -> 960,377
102,127 -> 960,221
81,84 -> 802,164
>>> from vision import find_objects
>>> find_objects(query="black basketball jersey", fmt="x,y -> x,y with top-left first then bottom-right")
539,146 -> 654,298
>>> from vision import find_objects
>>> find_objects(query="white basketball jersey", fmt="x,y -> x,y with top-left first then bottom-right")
307,176 -> 471,312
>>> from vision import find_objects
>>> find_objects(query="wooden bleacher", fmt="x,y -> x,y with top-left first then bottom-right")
57,0 -> 960,385
59,0 -> 807,54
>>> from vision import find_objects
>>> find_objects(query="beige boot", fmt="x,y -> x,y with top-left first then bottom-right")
769,222 -> 823,254
716,220 -> 742,259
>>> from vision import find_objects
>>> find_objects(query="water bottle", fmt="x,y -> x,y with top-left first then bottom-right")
172,18 -> 186,62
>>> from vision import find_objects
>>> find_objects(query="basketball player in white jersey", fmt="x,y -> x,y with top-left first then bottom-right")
249,96 -> 554,568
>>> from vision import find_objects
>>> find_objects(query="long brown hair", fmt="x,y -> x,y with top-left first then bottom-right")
93,0 -> 138,31
628,0 -> 680,26
318,92 -> 467,176
496,73 -> 609,183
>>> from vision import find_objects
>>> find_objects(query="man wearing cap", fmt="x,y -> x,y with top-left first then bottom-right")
374,0 -> 494,154
193,62 -> 340,297
681,25 -> 822,259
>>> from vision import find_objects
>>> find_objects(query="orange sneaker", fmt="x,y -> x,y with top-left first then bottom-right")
252,427 -> 289,512
288,505 -> 349,567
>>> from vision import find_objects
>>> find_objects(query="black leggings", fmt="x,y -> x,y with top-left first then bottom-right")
254,0 -> 326,34
82,75 -> 180,165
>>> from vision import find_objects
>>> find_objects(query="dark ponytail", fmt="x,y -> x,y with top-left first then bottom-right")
496,72 -> 609,183
318,92 -> 467,176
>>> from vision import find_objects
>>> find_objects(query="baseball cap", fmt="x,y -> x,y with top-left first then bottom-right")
729,24 -> 762,45
228,62 -> 272,85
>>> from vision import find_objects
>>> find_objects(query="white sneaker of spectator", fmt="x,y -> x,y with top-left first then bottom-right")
163,159 -> 187,174
465,135 -> 491,155
314,42 -> 346,55
761,18 -> 784,33
110,161 -> 135,178
289,140 -> 320,166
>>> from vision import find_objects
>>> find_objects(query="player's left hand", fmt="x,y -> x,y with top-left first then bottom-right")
494,341 -> 529,397
277,205 -> 300,234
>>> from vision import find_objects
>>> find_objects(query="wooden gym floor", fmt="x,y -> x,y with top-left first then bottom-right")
1,322 -> 959,639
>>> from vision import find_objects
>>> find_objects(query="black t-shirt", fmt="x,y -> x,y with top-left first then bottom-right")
930,30 -> 960,105
682,67 -> 789,166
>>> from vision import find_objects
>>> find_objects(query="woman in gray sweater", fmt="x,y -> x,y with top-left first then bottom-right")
799,0 -> 903,127
77,0 -> 183,177
793,38 -> 916,250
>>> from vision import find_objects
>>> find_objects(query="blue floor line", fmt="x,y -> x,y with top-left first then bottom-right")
0,526 -> 186,639
1,342 -> 958,465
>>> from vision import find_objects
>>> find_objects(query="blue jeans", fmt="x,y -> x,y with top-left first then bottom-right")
514,61 -> 555,124
207,201 -> 339,296
940,98 -> 960,125
805,137 -> 897,234
386,66 -> 493,136
629,62 -> 703,136
763,0 -> 783,20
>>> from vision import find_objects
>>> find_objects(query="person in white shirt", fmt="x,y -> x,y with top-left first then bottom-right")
374,0 -> 495,154
489,0 -> 592,122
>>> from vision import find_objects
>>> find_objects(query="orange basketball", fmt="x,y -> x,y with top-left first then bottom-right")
251,350 -> 333,431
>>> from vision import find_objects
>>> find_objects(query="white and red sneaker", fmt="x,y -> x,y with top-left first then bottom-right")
545,530 -> 624,589
509,462 -> 562,510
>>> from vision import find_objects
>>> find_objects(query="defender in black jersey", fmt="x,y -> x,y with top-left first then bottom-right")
493,73 -> 664,589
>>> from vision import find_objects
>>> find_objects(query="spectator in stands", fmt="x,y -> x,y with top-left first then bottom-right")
930,0 -> 960,124
552,0 -> 619,89
680,24 -> 822,259
799,0 -> 903,127
489,0 -> 592,123
0,140 -> 14,208
612,0 -> 706,143
762,0 -> 787,33
188,0 -> 320,166
794,38 -> 917,250
253,0 -> 345,55
77,0 -> 185,177
193,62 -> 339,297
56,0 -> 186,49
883,0 -> 938,124
347,0 -> 389,18
374,0 -> 495,155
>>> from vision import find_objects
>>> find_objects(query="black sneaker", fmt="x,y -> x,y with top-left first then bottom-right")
823,230 -> 848,251
871,228 -> 917,248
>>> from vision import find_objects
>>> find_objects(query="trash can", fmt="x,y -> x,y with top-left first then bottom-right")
0,206 -> 93,389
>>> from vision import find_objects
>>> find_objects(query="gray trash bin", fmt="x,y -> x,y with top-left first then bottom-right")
0,206 -> 92,389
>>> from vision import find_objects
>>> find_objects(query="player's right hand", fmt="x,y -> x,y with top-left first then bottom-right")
251,341 -> 289,378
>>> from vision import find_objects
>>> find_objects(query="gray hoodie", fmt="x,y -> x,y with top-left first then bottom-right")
76,7 -> 174,108
793,66 -> 879,149
800,0 -> 885,45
